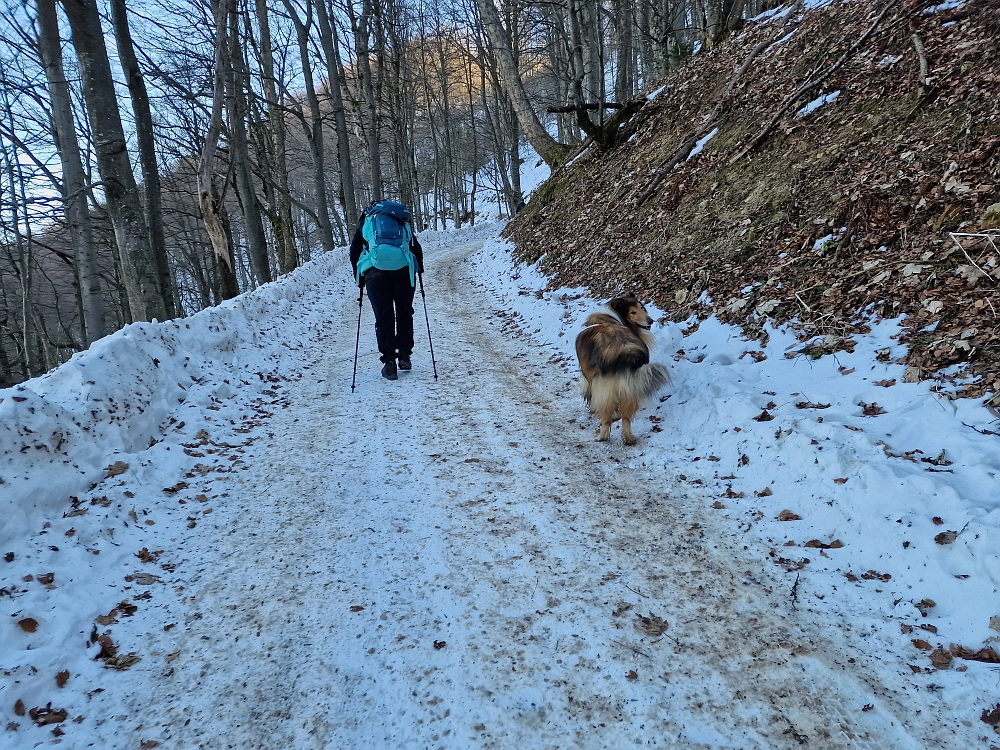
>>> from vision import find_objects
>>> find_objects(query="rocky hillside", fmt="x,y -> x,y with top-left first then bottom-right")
506,0 -> 1000,401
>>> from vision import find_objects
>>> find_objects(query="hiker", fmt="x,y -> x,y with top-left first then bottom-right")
350,200 -> 424,381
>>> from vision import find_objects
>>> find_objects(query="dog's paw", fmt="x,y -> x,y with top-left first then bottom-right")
623,436 -> 637,446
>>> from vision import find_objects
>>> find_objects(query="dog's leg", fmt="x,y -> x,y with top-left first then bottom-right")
621,415 -> 636,446
598,415 -> 613,441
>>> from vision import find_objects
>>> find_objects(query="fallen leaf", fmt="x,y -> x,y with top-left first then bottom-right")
4,552 -> 13,562
473,724 -> 486,731
634,612 -> 669,636
934,531 -> 959,545
755,487 -> 773,497
163,481 -> 189,494
625,670 -> 638,680
950,644 -> 1000,663
17,618 -> 38,633
28,704 -> 68,725
804,539 -> 843,549
989,616 -> 1000,633
14,699 -> 25,716
795,401 -> 831,409
860,401 -> 887,416
900,624 -> 913,634
919,623 -> 938,634
932,516 -> 944,525
874,379 -> 896,387
37,572 -> 54,584
105,461 -> 129,477
930,649 -> 953,670
778,510 -> 801,521
911,639 -> 933,651
724,487 -> 744,498
55,671 -> 69,688
124,572 -> 161,585
982,704 -> 1000,725
350,605 -> 365,612
433,640 -> 447,649
833,477 -> 848,484
712,501 -> 726,509
753,410 -> 774,422
861,703 -> 874,712
164,651 -> 181,662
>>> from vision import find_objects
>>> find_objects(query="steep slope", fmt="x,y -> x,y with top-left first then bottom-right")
507,0 -> 1000,399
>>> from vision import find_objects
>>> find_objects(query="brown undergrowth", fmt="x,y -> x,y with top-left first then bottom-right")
506,0 -> 1000,401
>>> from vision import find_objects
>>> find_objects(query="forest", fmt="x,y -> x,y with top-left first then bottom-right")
0,0 -> 778,386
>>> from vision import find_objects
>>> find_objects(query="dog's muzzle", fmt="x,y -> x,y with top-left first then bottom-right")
638,322 -> 653,330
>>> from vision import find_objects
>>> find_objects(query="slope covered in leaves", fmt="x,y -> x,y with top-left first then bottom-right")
507,0 -> 1000,400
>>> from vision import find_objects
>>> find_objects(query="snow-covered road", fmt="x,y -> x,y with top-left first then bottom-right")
99,239 -> 963,748
4,230 -> 996,748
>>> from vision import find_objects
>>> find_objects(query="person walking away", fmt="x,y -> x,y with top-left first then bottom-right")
350,200 -> 424,380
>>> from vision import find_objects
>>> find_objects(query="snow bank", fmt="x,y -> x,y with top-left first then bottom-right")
472,236 -> 1000,659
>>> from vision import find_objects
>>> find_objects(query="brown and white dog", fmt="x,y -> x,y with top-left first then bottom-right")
575,294 -> 670,445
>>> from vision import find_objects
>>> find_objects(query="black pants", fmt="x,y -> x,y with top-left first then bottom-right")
364,267 -> 415,363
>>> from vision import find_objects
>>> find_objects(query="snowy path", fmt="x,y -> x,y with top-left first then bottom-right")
96,238 -> 969,749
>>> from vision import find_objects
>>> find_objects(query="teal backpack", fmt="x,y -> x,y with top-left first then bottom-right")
355,201 -> 417,285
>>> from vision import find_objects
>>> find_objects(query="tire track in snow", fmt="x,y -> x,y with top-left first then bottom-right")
107,236 -> 966,749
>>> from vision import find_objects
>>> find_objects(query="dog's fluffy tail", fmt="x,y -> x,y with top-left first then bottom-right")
583,363 -> 670,414
627,363 -> 671,401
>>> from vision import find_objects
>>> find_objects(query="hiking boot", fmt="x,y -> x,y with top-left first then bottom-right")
381,360 -> 398,380
397,355 -> 412,371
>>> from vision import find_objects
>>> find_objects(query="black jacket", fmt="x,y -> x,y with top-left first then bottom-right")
349,210 -> 424,281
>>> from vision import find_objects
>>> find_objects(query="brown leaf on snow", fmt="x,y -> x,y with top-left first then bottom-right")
95,609 -> 118,626
28,704 -> 68,725
17,618 -> 38,633
433,640 -> 447,649
37,572 -> 54,585
163,481 -> 189,494
804,539 -> 843,549
911,639 -> 933,651
164,651 -> 181,662
861,570 -> 891,582
625,670 -> 638,680
14,699 -> 25,716
125,572 -> 161,585
778,510 -> 801,521
982,704 -> 1000,726
930,649 -> 953,670
915,598 -> 936,615
634,612 -> 669,636
755,487 -> 773,497
350,605 -> 365,612
55,670 -> 70,688
900,624 -> 913,634
753,410 -> 774,422
833,477 -> 849,484
874,379 -> 897,387
934,531 -> 959,545
135,548 -> 158,564
712,501 -> 726,509
860,401 -> 887,416
103,653 -> 141,670
951,644 -> 1000,663
105,461 -> 129,477
919,623 -> 938,634
932,516 -> 945,525
795,401 -> 831,409
724,487 -> 744,498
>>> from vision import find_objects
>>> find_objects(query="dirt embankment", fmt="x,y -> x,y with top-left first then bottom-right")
506,0 -> 1000,400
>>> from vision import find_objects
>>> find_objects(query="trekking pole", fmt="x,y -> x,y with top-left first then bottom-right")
351,285 -> 364,393
418,273 -> 438,381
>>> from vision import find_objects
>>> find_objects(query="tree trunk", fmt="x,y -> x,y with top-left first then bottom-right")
473,0 -> 565,167
1,136 -> 35,375
316,0 -> 359,223
226,0 -> 271,284
61,0 -> 165,323
254,0 -> 298,274
282,0 -> 337,254
197,0 -> 238,300
109,0 -> 175,318
36,0 -> 107,343
353,0 -> 383,199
